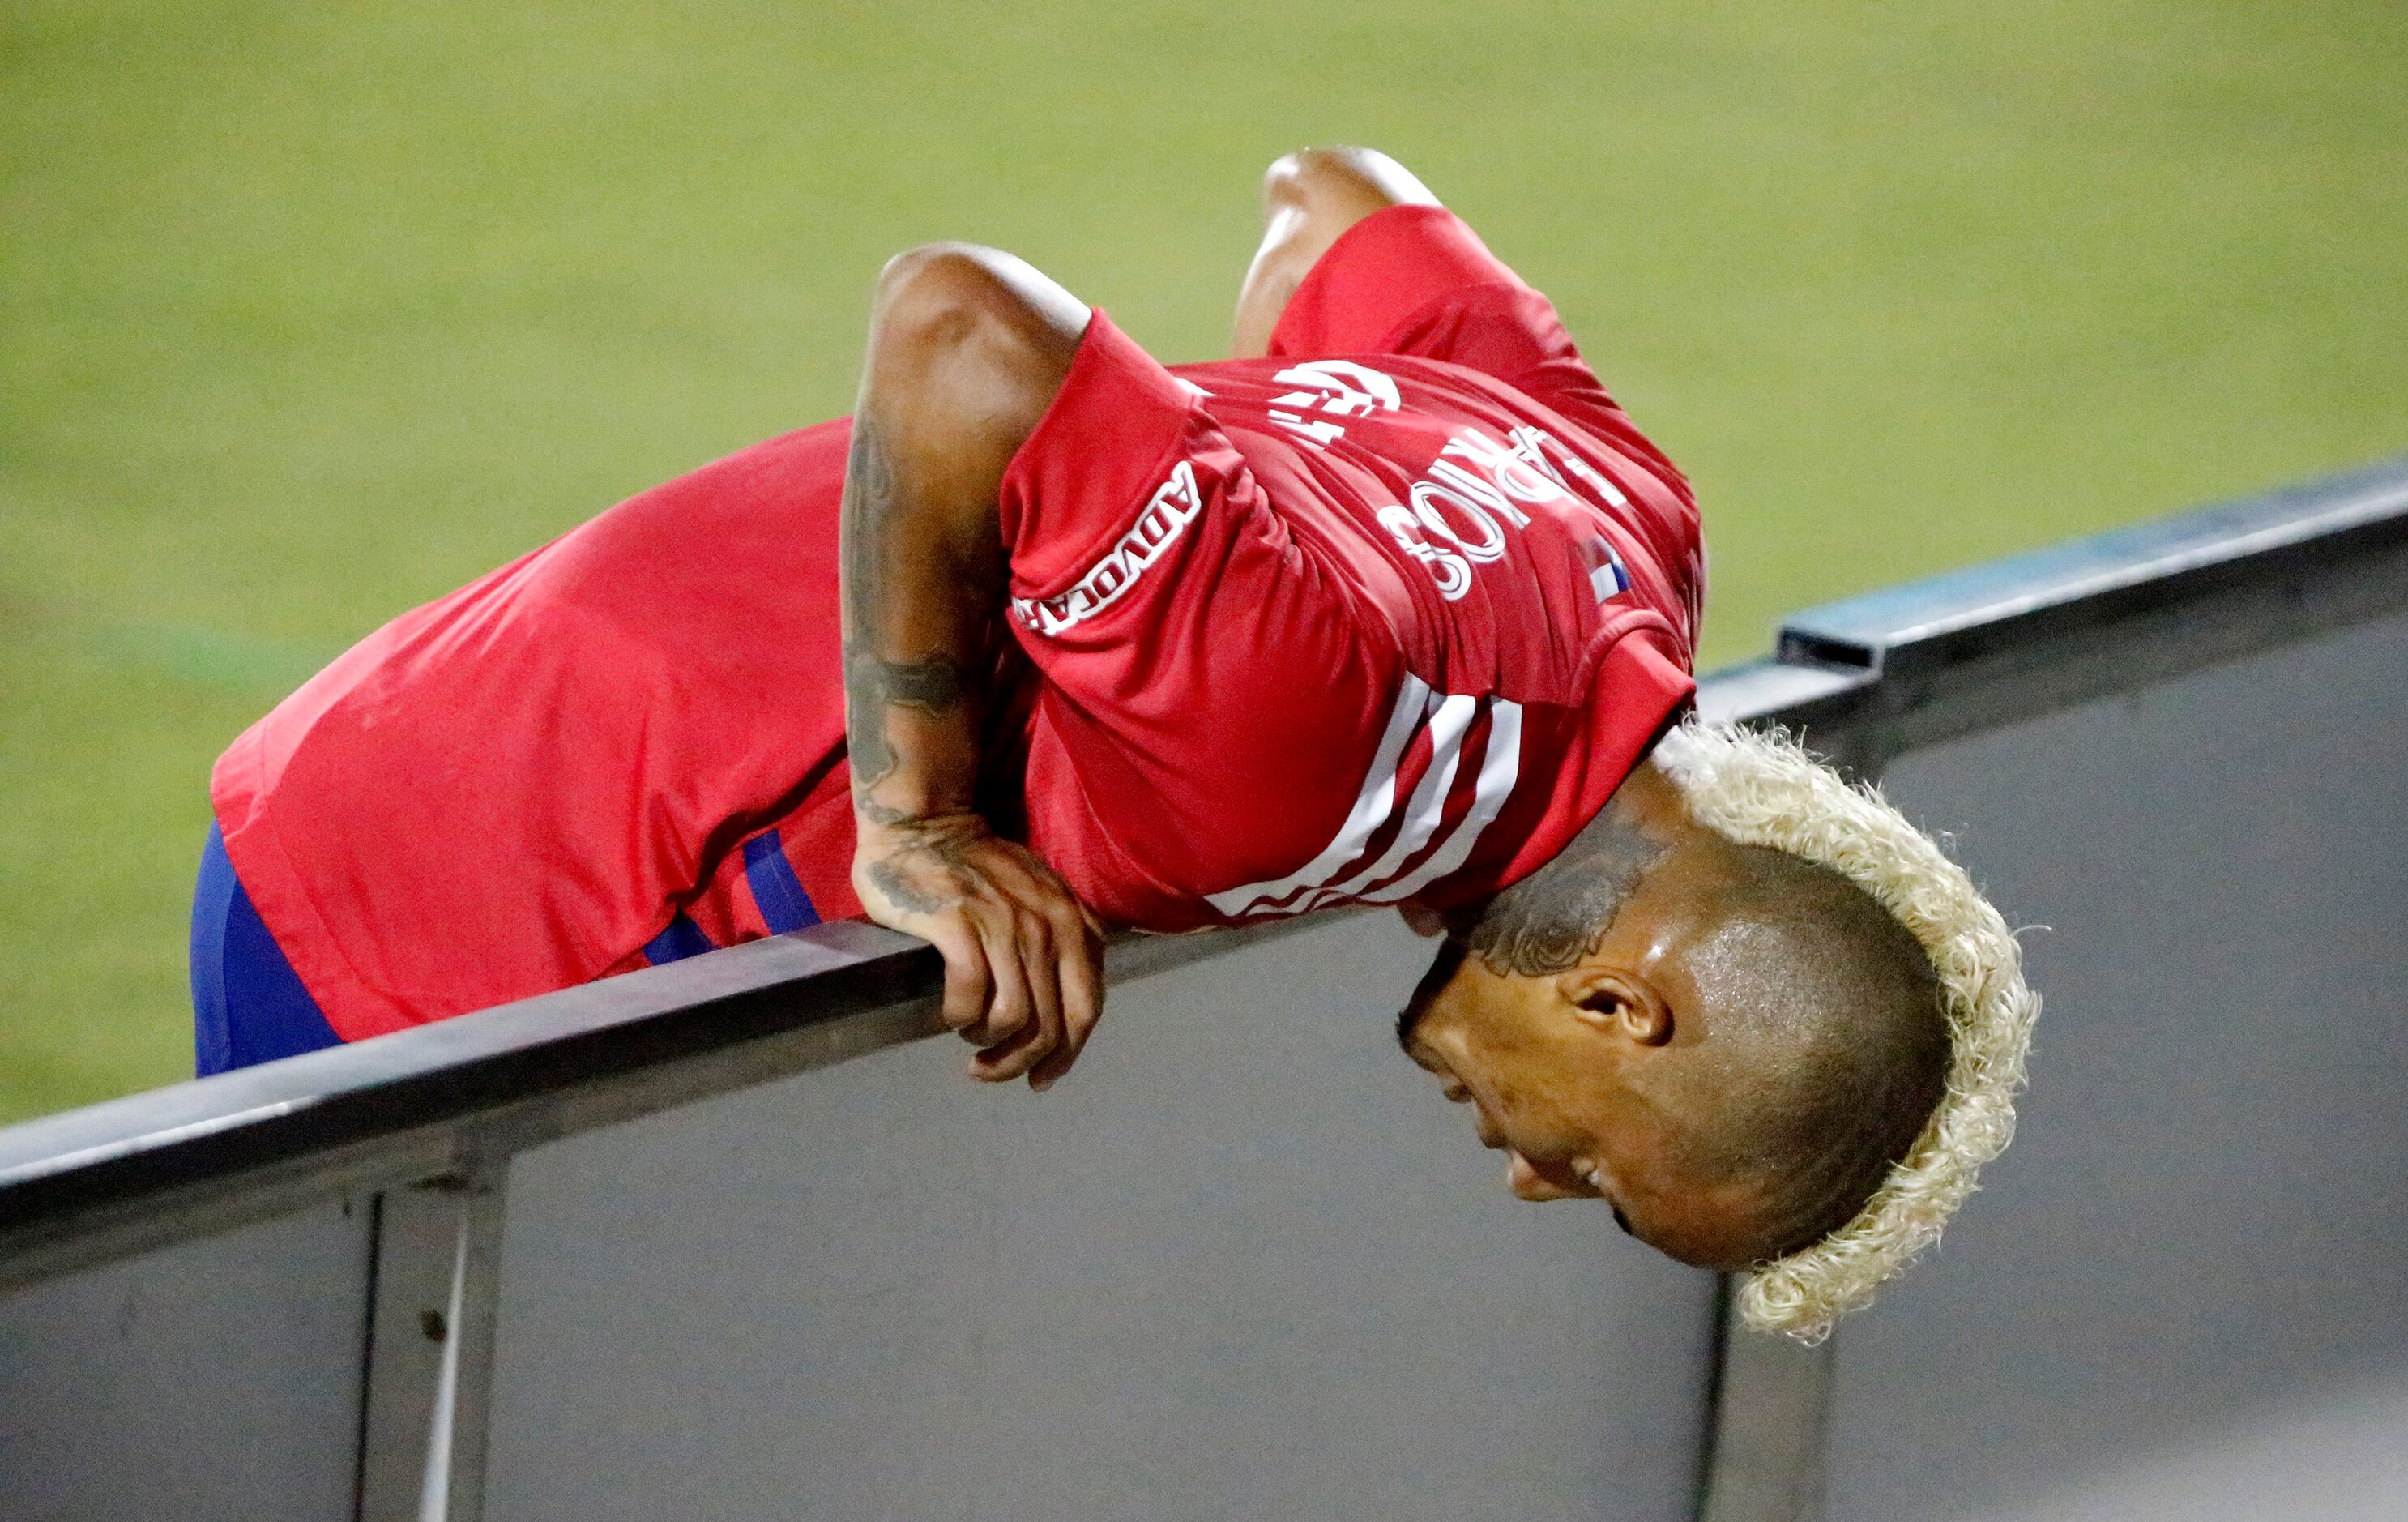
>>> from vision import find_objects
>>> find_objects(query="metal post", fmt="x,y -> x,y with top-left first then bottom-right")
1695,1285 -> 1836,1522
355,1166 -> 509,1522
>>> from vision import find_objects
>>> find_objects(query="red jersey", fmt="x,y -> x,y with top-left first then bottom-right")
211,206 -> 1701,1041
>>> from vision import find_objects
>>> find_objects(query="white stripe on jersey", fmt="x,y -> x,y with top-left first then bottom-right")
1362,698 -> 1522,904
1203,680 -> 1526,919
1303,690 -> 1479,911
1203,673 -> 1431,918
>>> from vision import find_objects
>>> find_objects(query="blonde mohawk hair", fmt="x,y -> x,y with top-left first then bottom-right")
1651,718 -> 2040,1343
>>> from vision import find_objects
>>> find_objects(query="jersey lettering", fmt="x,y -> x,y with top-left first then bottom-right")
1375,426 -> 1541,600
1441,429 -> 1564,515
1408,480 -> 1509,563
1377,424 -> 1637,601
1013,460 -> 1203,636
1377,503 -> 1475,600
1507,423 -> 1629,507
1267,359 -> 1402,450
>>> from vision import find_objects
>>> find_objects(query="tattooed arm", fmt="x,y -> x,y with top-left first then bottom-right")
839,243 -> 1104,1090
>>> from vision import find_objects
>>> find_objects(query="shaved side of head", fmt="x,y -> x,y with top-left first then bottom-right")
1442,719 -> 2034,1338
1654,720 -> 2039,1340
1458,808 -> 1951,1266
1658,840 -> 1949,1259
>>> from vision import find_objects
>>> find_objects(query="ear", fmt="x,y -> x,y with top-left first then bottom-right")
1555,967 -> 1673,1046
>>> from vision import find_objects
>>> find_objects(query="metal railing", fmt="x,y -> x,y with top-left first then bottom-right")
5,454 -> 2404,1522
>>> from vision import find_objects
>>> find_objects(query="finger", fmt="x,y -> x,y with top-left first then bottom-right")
977,913 -> 1064,1083
949,904 -> 1013,1044
1030,910 -> 1104,1091
1035,868 -> 1102,941
986,842 -> 1103,943
1005,853 -> 1105,954
924,916 -> 992,1036
969,1014 -> 1047,1082
963,908 -> 1034,1054
1059,881 -> 1105,945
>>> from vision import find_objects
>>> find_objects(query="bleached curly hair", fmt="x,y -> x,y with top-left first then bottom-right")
1651,717 -> 2040,1344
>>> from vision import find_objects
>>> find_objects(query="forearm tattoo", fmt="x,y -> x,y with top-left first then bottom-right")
843,648 -> 972,825
839,412 -> 983,821
846,648 -> 967,712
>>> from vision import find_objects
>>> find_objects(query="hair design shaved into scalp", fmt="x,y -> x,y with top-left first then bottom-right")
1467,811 -> 1664,977
1651,719 -> 2040,1342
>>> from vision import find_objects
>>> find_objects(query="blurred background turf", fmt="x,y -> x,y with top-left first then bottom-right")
3,0 -> 2405,1121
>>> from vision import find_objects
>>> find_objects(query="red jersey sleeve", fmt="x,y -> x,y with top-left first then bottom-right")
997,313 -> 1411,929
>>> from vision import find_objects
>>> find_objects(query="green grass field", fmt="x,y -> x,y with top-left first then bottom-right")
4,1 -> 2405,1122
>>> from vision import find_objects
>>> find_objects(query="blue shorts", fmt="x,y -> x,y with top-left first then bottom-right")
190,823 -> 344,1075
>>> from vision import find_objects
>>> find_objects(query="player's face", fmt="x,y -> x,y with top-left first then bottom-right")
1397,941 -> 1620,1203
1395,940 -> 1771,1271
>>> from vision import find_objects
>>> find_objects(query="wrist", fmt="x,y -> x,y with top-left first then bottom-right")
853,805 -> 988,852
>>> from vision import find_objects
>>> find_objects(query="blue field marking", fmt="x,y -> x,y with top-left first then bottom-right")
742,830 -> 822,934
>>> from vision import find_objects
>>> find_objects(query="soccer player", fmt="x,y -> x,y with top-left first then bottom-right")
194,148 -> 2035,1338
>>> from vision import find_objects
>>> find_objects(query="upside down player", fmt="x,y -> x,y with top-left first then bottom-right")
195,148 -> 2036,1338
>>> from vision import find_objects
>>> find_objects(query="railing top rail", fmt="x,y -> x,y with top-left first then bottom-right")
5,452 -> 2404,1273
0,923 -> 922,1226
1777,453 -> 2408,675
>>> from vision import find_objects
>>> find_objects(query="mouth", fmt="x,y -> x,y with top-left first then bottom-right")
1405,1024 -> 1603,1205
1505,1148 -> 1600,1201
1459,1095 -> 1596,1200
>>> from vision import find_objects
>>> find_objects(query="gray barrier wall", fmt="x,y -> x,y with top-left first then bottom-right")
2,455 -> 2402,1522
483,914 -> 1713,1522
0,1200 -> 369,1518
0,919 -> 1717,1522
1824,609 -> 2408,1522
